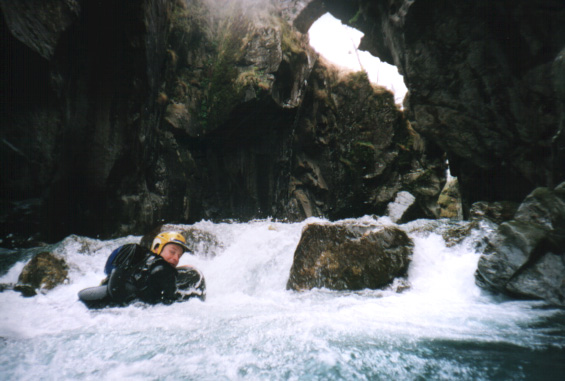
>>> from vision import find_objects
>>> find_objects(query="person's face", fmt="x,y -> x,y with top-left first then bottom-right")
160,243 -> 184,267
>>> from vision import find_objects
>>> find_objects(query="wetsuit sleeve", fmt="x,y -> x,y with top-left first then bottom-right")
141,262 -> 177,304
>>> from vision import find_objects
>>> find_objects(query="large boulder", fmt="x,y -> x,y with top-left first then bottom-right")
287,223 -> 413,291
17,251 -> 69,293
475,182 -> 565,306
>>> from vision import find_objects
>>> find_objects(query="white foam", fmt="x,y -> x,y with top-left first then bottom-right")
0,218 -> 562,379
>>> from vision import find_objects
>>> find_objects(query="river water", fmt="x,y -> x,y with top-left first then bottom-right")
1,217 -> 564,380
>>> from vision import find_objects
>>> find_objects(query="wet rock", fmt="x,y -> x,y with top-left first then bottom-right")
438,177 -> 463,220
0,283 -> 37,297
287,223 -> 413,291
17,251 -> 69,292
386,191 -> 416,223
279,0 -> 323,33
164,103 -> 193,134
165,0 -> 315,134
442,220 -> 480,248
469,201 -> 519,224
476,182 -> 565,306
439,199 -> 516,249
161,0 -> 318,222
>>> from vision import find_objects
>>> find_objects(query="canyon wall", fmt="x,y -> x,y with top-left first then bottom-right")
309,0 -> 565,213
2,0 -> 563,246
0,0 -> 443,245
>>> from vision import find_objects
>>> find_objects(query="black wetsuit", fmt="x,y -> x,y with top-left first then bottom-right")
79,247 -> 178,309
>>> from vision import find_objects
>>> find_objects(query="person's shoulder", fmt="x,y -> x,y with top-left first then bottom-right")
149,257 -> 176,273
114,243 -> 151,253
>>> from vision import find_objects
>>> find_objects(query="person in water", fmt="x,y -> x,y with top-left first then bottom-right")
78,231 -> 205,309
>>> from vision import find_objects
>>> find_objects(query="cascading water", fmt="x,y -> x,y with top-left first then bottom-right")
1,217 -> 564,380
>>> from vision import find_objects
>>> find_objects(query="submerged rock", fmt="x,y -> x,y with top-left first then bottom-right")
17,251 -> 69,293
0,283 -> 36,297
476,183 -> 565,306
287,223 -> 413,291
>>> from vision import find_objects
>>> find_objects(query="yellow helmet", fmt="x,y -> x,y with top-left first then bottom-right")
151,231 -> 190,256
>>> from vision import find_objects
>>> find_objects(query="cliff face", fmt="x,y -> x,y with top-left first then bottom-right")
1,0 -> 179,242
1,0 -> 445,245
289,64 -> 444,220
152,0 -> 444,223
312,0 -> 565,212
3,0 -> 563,246
9,0 -> 562,245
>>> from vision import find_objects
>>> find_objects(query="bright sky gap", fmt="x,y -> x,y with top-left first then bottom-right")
308,13 -> 408,106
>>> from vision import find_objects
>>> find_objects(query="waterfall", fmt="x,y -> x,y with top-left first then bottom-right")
1,217 -> 563,380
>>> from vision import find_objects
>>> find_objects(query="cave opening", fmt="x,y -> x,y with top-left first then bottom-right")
307,13 -> 407,106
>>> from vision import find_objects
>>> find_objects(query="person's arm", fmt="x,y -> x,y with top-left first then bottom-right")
142,262 -> 177,304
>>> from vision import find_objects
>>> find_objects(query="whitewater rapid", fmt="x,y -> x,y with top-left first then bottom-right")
1,217 -> 563,380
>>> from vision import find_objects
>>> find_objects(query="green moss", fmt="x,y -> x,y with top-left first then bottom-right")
353,141 -> 376,150
169,1 -> 208,53
351,141 -> 376,170
348,8 -> 362,27
343,71 -> 370,89
198,9 -> 254,129
339,141 -> 378,176
339,157 -> 355,171
236,68 -> 272,97
279,18 -> 304,56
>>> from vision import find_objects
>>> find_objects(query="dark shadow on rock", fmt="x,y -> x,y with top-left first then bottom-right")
287,222 -> 413,291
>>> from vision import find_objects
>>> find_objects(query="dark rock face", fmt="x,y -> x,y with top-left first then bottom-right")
316,0 -> 565,212
287,65 -> 445,221
18,251 -> 69,291
1,0 -> 444,245
287,223 -> 413,291
1,0 -> 183,242
0,0 -> 80,60
160,0 -> 317,221
475,182 -> 565,306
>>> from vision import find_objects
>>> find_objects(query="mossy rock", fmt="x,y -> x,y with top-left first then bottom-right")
18,252 -> 69,291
